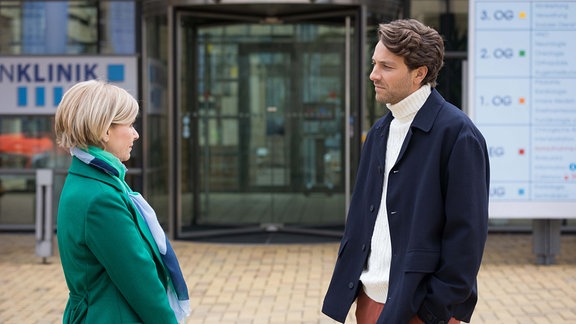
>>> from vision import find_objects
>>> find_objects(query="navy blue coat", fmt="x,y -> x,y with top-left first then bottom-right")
322,89 -> 490,324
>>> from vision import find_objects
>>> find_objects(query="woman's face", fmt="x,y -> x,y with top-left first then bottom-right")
104,122 -> 139,162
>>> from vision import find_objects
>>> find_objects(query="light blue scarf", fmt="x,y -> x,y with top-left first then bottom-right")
71,146 -> 190,322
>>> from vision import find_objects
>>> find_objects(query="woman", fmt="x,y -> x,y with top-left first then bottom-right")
55,80 -> 190,323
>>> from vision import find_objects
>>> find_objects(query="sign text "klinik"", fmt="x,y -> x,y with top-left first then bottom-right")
0,63 -> 98,83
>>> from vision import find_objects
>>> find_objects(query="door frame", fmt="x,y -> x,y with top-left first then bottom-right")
171,6 -> 364,239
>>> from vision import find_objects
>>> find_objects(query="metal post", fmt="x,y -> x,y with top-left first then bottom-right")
35,169 -> 54,263
344,15 -> 351,221
532,219 -> 561,265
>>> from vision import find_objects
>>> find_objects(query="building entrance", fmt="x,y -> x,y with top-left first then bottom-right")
175,6 -> 360,239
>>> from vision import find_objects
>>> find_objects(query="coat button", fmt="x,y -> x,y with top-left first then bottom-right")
348,282 -> 354,289
362,244 -> 366,251
369,205 -> 375,212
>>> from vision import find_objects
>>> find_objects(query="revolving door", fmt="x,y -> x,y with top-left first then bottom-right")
175,6 -> 362,238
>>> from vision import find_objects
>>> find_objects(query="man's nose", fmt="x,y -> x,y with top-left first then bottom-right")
369,67 -> 378,81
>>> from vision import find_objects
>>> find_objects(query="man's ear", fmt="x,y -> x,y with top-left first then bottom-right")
414,66 -> 428,84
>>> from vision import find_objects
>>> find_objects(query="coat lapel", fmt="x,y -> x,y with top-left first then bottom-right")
374,113 -> 393,167
395,89 -> 445,165
68,157 -> 165,266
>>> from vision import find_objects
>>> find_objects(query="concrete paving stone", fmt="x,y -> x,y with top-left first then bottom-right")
2,233 -> 576,323
199,314 -> 223,323
549,314 -> 570,322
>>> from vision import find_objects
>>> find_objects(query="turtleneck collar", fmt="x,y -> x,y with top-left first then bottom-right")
386,84 -> 431,123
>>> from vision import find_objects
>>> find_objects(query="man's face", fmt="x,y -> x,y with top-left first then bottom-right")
369,41 -> 423,105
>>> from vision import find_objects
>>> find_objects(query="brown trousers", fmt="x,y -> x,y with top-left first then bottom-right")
355,289 -> 461,324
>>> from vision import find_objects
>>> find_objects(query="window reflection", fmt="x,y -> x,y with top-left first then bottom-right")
0,1 -> 134,55
0,1 -> 137,228
0,116 -> 69,169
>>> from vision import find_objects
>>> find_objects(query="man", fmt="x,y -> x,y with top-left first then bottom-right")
322,19 -> 490,324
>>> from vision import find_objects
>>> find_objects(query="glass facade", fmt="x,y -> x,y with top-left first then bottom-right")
0,0 -> 564,235
0,1 -> 140,229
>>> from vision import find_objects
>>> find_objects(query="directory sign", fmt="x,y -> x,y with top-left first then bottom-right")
469,0 -> 576,218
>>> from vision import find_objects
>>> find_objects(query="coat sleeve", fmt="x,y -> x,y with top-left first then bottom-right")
418,126 -> 490,323
85,186 -> 178,324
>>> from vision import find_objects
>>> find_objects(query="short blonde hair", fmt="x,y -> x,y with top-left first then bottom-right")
55,80 -> 139,149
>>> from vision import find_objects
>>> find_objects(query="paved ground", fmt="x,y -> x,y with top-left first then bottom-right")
1,233 -> 575,323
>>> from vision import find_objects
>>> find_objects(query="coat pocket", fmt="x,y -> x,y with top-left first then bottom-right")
64,294 -> 88,324
403,250 -> 440,273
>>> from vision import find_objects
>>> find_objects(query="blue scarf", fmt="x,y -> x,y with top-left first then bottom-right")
71,146 -> 190,322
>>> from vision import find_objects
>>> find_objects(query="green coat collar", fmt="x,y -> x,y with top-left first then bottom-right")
67,157 -> 165,267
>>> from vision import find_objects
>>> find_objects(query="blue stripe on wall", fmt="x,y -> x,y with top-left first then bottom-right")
17,87 -> 27,107
54,87 -> 63,106
107,64 -> 125,82
35,87 -> 45,106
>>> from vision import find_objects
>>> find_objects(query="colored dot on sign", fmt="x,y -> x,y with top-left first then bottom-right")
518,188 -> 525,195
520,12 -> 527,19
519,148 -> 525,155
519,50 -> 526,57
519,97 -> 525,104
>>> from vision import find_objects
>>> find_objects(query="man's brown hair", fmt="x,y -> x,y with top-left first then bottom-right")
378,19 -> 445,87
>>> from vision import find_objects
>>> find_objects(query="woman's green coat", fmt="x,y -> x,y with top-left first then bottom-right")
57,157 -> 178,323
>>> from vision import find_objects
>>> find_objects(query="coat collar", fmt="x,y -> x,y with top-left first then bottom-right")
410,88 -> 444,133
68,156 -> 124,192
372,89 -> 446,167
67,156 -> 165,266
374,88 -> 445,133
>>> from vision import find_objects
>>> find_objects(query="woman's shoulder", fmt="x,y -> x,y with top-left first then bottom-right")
60,173 -> 126,214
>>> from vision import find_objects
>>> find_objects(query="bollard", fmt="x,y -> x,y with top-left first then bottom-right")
35,169 -> 54,263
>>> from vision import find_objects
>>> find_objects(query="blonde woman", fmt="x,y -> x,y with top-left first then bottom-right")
55,80 -> 190,323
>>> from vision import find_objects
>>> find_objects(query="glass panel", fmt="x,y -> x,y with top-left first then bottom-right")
0,116 -> 67,227
0,116 -> 68,169
0,115 -> 142,228
179,17 -> 350,231
0,1 -> 135,55
179,19 -> 196,231
247,51 -> 290,189
0,174 -> 36,226
144,15 -> 170,228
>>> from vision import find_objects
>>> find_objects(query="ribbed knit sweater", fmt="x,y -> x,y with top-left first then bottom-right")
359,84 -> 431,303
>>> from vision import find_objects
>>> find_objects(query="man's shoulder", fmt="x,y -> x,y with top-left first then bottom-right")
427,91 -> 474,125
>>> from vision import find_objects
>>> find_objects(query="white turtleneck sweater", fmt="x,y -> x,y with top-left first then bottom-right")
359,84 -> 431,303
